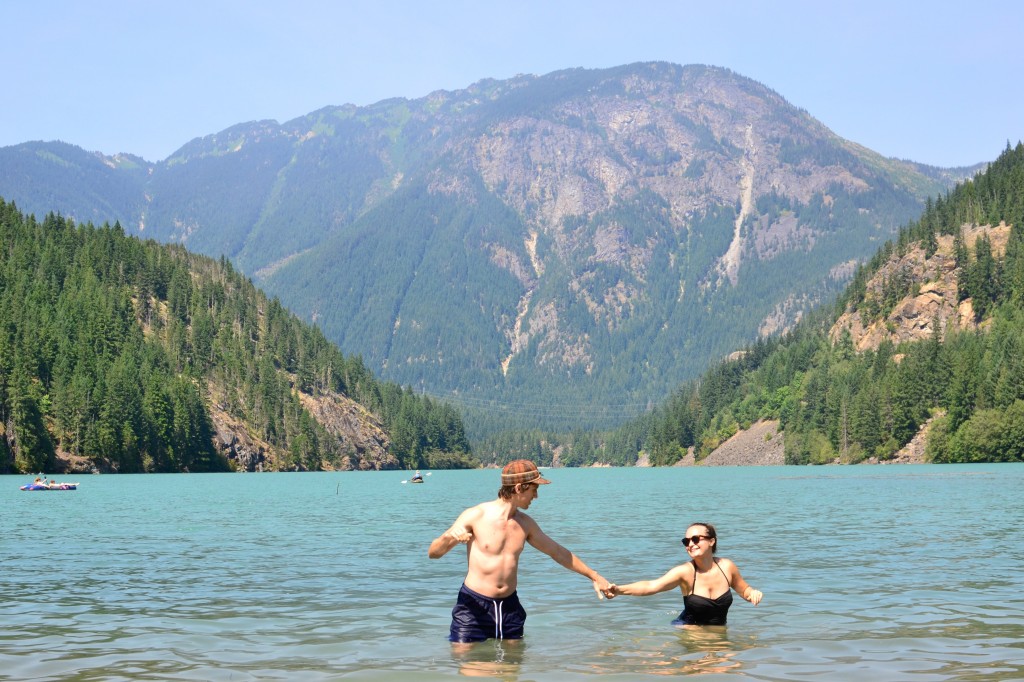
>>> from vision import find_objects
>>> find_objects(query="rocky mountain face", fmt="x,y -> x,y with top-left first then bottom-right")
204,385 -> 393,473
0,63 -> 980,433
830,223 -> 1011,351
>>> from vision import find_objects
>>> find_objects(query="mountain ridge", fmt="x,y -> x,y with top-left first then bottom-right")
0,62 -> 985,436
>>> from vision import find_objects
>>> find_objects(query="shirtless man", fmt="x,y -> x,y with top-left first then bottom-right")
428,459 -> 612,643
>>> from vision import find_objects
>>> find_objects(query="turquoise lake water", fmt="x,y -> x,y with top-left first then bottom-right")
2,464 -> 1022,681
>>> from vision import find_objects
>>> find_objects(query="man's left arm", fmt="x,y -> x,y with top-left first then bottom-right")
527,522 -> 611,599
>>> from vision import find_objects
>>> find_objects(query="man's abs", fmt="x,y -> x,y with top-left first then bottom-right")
463,546 -> 521,597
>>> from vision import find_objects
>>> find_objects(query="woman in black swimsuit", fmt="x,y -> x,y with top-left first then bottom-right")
607,522 -> 762,625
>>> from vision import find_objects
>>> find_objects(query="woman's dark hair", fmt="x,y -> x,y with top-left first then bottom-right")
690,522 -> 718,554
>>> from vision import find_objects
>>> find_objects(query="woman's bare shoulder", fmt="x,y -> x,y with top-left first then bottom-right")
670,562 -> 695,579
715,557 -> 741,574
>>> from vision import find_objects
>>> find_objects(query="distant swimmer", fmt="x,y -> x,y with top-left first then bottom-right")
428,459 -> 613,643
607,522 -> 762,626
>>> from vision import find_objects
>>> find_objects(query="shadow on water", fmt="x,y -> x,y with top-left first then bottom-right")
444,630 -> 756,680
450,639 -> 526,679
585,626 -> 758,677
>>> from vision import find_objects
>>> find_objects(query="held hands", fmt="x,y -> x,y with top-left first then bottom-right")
592,576 -> 616,600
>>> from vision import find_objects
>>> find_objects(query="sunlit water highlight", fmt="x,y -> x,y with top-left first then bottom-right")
2,464 -> 1022,680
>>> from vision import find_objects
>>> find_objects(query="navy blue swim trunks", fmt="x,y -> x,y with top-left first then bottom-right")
449,583 -> 527,642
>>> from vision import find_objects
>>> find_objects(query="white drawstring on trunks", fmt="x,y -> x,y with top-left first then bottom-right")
492,599 -> 504,639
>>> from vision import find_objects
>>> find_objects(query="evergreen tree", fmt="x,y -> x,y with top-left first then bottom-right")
0,198 -> 474,474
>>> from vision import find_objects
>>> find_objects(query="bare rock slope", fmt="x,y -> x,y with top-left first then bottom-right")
696,419 -> 786,466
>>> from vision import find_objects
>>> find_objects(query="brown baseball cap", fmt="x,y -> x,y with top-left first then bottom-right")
501,459 -> 551,486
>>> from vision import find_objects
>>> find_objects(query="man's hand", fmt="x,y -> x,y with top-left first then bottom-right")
446,525 -> 473,544
428,522 -> 474,559
591,574 -> 614,600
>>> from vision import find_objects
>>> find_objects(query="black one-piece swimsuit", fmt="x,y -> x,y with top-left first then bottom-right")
673,559 -> 733,626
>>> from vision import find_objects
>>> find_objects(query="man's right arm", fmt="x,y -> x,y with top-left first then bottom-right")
428,507 -> 477,559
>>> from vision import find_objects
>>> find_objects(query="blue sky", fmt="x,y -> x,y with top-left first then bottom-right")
3,0 -> 1021,167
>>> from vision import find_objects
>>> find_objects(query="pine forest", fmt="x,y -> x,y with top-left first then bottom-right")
0,200 -> 474,474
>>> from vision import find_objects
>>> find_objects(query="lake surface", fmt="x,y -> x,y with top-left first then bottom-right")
2,465 -> 1022,681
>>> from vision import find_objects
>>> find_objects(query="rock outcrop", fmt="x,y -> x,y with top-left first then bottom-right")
696,420 -> 785,466
831,224 -> 1011,352
297,391 -> 394,470
207,382 -> 392,472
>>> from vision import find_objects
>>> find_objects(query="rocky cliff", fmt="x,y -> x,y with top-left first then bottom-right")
830,223 -> 1011,351
206,375 -> 392,472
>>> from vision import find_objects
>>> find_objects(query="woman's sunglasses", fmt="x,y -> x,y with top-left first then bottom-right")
681,535 -> 711,547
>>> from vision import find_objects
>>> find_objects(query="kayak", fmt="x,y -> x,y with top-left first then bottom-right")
20,483 -> 78,491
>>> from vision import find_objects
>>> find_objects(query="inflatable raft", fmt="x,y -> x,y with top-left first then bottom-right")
20,483 -> 78,491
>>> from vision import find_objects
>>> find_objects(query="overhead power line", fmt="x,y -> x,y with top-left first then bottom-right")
415,388 -> 653,422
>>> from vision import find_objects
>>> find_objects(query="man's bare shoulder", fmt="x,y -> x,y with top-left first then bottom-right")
457,502 -> 489,521
511,509 -> 539,531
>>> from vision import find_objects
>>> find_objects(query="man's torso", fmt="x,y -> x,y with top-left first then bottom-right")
463,501 -> 532,597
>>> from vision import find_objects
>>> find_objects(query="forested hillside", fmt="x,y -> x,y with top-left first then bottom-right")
588,142 -> 1024,466
0,199 -> 473,474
